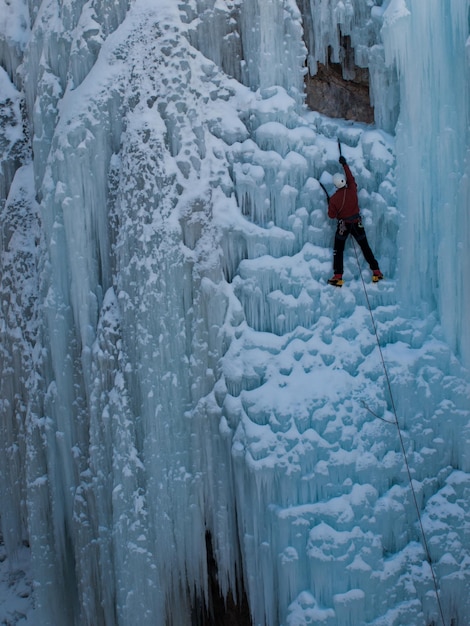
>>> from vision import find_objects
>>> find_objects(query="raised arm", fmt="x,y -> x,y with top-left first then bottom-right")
341,160 -> 357,191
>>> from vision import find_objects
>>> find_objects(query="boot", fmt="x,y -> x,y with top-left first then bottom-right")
372,269 -> 384,283
328,274 -> 344,287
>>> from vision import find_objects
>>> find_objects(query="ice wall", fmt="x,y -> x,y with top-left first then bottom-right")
298,0 -> 400,132
1,1 -> 470,626
219,109 -> 470,626
381,0 -> 470,366
0,163 -> 40,560
0,39 -> 37,564
184,0 -> 307,105
184,0 -> 399,131
3,0 -> 276,622
0,0 -> 30,79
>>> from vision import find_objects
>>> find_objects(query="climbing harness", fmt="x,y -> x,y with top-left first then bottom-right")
335,188 -> 348,236
351,238 -> 448,626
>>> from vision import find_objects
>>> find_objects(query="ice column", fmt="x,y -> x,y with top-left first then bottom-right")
239,0 -> 307,103
184,0 -> 307,104
382,0 -> 470,365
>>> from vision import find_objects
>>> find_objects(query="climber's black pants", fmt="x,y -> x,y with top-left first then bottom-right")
333,220 -> 379,275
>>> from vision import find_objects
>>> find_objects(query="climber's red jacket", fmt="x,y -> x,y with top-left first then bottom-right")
328,163 -> 360,222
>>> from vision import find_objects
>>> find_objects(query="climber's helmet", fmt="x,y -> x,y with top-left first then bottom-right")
333,173 -> 346,189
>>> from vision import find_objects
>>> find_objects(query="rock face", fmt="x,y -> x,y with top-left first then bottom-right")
305,62 -> 374,124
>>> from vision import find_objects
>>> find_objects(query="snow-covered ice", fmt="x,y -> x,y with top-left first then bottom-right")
0,539 -> 33,625
1,1 -> 469,625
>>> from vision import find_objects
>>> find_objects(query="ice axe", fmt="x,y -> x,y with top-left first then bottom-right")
337,138 -> 342,157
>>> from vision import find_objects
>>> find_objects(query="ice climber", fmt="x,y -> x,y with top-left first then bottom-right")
327,156 -> 383,287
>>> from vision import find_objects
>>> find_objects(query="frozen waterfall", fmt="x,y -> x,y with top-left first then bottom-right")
381,0 -> 470,366
1,1 -> 470,626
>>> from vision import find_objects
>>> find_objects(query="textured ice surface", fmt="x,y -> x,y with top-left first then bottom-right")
1,1 -> 470,626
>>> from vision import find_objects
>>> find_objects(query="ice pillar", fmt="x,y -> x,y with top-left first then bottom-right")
381,0 -> 470,365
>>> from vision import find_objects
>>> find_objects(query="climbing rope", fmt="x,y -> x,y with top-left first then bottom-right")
351,239 -> 448,626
